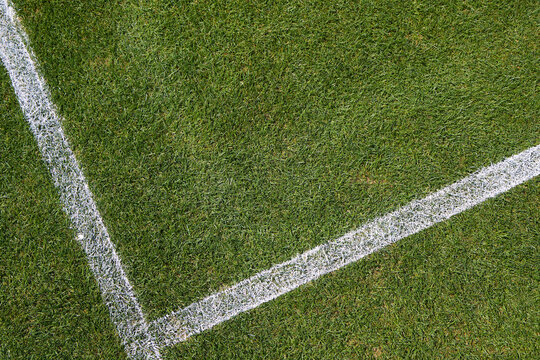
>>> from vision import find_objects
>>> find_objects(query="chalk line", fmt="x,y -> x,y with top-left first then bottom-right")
150,144 -> 540,348
0,2 -> 160,358
2,0 -> 539,356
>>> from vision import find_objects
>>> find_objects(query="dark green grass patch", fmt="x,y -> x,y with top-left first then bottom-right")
0,69 -> 125,359
10,0 -> 539,321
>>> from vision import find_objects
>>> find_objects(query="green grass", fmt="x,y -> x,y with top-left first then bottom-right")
11,0 -> 538,318
1,0 -> 539,358
165,180 -> 539,359
0,68 -> 126,359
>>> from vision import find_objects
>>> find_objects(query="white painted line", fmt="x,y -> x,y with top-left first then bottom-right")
2,0 -> 539,356
0,2 -> 160,359
150,144 -> 540,348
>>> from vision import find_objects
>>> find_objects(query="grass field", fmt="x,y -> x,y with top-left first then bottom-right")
1,0 -> 539,359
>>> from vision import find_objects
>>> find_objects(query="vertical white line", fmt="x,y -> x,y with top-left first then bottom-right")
0,2 -> 160,358
150,144 -> 540,348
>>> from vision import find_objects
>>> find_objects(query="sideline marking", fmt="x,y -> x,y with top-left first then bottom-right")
1,0 -> 539,356
150,144 -> 540,348
0,2 -> 160,359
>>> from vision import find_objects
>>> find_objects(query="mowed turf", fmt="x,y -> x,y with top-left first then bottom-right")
0,69 -> 126,358
10,0 -> 538,319
1,71 -> 538,358
164,180 -> 539,359
1,0 -> 538,357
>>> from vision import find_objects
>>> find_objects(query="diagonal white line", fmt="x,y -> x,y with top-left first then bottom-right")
0,2 -> 160,359
150,144 -> 540,349
2,0 -> 539,356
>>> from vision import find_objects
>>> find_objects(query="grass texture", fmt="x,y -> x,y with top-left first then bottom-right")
1,0 -> 539,358
0,68 -> 126,359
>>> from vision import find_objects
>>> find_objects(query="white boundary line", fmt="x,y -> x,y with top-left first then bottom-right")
150,144 -> 540,348
1,0 -> 539,357
0,2 -> 160,359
